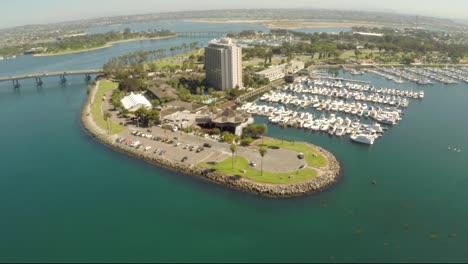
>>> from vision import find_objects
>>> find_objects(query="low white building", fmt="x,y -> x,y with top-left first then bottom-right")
120,92 -> 152,112
256,60 -> 305,82
353,32 -> 384,37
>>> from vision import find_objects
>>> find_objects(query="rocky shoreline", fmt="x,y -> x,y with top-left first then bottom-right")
80,82 -> 341,198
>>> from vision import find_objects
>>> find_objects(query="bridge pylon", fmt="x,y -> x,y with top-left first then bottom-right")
12,80 -> 20,89
35,77 -> 43,86
60,75 -> 67,84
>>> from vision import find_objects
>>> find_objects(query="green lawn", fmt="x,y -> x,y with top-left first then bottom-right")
146,49 -> 204,69
38,45 -> 112,56
259,138 -> 328,167
199,156 -> 317,184
91,80 -> 127,135
243,55 -> 286,67
339,50 -> 355,59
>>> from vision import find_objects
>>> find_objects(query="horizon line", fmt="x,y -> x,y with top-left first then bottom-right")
1,7 -> 466,31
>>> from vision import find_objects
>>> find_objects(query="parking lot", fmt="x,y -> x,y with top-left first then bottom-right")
115,125 -> 306,173
117,128 -> 229,165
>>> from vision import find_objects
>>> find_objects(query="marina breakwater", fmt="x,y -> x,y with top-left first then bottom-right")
81,82 -> 341,198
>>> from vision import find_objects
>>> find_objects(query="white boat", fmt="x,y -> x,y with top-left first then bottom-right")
320,124 -> 329,132
350,134 -> 375,145
335,127 -> 346,137
310,122 -> 321,131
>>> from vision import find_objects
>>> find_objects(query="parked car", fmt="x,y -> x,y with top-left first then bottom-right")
249,161 -> 257,167
203,143 -> 212,148
298,153 -> 305,159
181,156 -> 188,162
196,147 -> 205,153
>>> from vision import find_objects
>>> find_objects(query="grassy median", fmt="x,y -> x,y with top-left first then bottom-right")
258,138 -> 328,167
91,80 -> 127,135
200,156 -> 317,184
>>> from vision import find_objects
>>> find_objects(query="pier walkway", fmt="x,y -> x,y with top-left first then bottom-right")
323,77 -> 371,84
236,80 -> 285,103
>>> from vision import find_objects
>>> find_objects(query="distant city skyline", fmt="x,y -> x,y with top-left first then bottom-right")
2,0 -> 468,29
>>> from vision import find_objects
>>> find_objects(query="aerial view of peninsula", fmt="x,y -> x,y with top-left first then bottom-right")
1,0 -> 467,262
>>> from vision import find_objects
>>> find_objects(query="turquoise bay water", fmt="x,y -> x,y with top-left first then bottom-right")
0,22 -> 467,262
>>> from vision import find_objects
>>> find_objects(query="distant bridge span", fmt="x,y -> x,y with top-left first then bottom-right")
0,69 -> 103,82
0,69 -> 103,88
177,31 -> 229,38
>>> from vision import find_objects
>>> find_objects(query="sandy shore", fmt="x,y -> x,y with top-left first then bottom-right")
81,81 -> 341,198
190,19 -> 385,29
33,35 -> 178,57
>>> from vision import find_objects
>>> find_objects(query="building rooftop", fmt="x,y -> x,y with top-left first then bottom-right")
147,85 -> 179,100
120,92 -> 152,112
208,37 -> 237,47
353,32 -> 384,37
212,108 -> 251,124
164,100 -> 206,113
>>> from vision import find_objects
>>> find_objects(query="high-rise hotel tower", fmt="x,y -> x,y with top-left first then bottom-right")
205,38 -> 243,90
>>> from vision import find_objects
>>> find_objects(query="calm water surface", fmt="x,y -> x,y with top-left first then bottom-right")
0,21 -> 467,262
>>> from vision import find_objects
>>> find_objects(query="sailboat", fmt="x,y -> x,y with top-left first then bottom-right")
395,75 -> 404,84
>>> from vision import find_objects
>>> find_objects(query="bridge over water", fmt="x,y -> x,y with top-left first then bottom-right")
0,31 -> 234,88
0,69 -> 103,88
177,31 -> 229,38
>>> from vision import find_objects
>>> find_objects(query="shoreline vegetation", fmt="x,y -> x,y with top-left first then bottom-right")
81,81 -> 341,198
189,18 -> 386,29
33,35 -> 178,57
0,29 -> 177,57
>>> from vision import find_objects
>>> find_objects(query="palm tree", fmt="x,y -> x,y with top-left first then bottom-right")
259,147 -> 267,177
103,111 -> 112,134
281,122 -> 287,144
230,143 -> 237,170
182,43 -> 188,52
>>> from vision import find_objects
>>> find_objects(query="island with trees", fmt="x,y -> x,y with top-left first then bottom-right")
1,28 -> 177,57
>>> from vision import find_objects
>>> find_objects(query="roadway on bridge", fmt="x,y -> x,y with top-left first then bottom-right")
0,69 -> 103,82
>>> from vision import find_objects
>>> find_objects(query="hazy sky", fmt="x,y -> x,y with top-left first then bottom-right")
2,0 -> 468,28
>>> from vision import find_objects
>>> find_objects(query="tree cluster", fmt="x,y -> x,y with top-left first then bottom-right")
243,124 -> 268,139
134,107 -> 161,127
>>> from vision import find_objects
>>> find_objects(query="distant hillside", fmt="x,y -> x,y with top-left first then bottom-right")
1,8 -> 466,34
